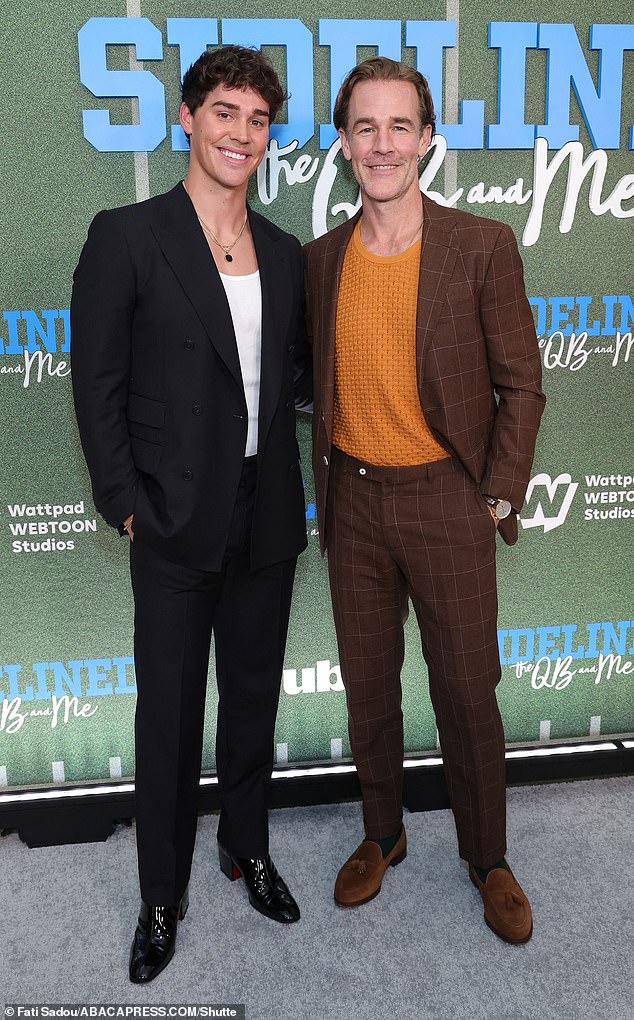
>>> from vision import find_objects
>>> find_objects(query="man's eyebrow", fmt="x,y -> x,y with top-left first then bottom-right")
350,116 -> 375,129
350,115 -> 416,129
210,100 -> 269,118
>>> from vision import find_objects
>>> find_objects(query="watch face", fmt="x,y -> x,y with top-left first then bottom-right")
495,499 -> 512,520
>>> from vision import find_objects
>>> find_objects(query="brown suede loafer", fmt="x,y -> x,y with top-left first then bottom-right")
468,864 -> 533,944
334,828 -> 407,907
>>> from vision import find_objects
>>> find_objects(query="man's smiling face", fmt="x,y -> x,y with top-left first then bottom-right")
180,84 -> 270,192
339,79 -> 432,206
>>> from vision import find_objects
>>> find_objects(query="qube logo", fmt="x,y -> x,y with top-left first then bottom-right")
520,473 -> 578,532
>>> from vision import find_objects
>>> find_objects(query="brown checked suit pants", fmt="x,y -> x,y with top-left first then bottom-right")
326,448 -> 507,868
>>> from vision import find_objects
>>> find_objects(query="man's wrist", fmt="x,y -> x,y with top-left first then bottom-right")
482,495 -> 513,520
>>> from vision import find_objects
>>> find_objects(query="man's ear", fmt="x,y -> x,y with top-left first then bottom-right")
338,127 -> 352,161
418,123 -> 433,159
179,102 -> 193,138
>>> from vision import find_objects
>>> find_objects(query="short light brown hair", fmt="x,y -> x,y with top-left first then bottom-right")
333,56 -> 436,137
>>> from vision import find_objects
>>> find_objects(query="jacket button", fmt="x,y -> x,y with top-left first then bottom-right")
184,340 -> 194,350
323,455 -> 329,466
287,344 -> 295,353
285,400 -> 291,409
192,404 -> 202,415
182,470 -> 193,480
289,463 -> 296,472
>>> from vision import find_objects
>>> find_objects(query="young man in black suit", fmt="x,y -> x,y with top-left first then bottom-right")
71,45 -> 311,983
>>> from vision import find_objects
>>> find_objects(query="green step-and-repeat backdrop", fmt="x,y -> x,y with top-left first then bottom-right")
1,2 -> 633,790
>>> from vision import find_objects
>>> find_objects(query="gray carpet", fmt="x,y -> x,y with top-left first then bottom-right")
2,777 -> 633,1019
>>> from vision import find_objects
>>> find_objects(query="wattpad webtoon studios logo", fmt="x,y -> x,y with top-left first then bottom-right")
6,500 -> 98,553
520,472 -> 634,532
520,473 -> 578,533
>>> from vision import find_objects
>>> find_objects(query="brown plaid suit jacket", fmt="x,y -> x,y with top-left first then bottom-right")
304,193 -> 546,549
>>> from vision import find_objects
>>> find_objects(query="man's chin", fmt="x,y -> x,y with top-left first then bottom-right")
359,185 -> 407,205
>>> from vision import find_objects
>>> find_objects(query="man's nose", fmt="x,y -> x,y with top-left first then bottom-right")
231,117 -> 250,143
373,127 -> 393,152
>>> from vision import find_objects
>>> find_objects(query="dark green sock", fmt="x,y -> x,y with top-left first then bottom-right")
375,829 -> 402,859
474,858 -> 510,883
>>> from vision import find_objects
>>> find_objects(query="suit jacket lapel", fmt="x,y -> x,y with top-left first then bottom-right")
319,199 -> 458,438
250,211 -> 288,452
151,183 -> 243,391
319,209 -> 361,440
416,194 -> 459,384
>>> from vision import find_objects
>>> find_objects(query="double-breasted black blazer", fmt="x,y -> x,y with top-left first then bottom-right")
71,182 -> 311,571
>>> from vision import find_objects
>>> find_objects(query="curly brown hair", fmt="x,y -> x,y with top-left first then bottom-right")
333,56 -> 436,137
181,45 -> 287,126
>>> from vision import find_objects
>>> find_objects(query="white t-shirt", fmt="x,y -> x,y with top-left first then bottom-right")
219,270 -> 262,457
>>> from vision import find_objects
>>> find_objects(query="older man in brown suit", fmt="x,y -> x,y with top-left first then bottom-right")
304,57 -> 545,943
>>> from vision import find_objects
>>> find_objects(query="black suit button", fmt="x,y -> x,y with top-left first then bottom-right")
192,404 -> 202,415
285,400 -> 291,409
287,344 -> 295,353
182,470 -> 193,480
184,340 -> 194,350
289,463 -> 296,473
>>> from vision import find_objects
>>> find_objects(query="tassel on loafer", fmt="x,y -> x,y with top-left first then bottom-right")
468,864 -> 533,944
334,827 -> 407,907
218,843 -> 300,923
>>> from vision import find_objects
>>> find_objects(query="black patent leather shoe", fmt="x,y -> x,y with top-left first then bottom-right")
128,887 -> 189,983
218,844 -> 300,923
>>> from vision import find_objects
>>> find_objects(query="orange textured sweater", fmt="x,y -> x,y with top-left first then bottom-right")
333,222 -> 449,466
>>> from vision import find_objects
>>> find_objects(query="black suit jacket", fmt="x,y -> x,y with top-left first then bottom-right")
71,182 -> 311,571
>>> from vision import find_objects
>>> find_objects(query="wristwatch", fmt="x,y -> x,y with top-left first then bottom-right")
483,495 -> 513,520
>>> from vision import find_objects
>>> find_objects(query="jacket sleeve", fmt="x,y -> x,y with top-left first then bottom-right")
70,210 -> 140,529
290,235 -> 313,413
479,223 -> 546,512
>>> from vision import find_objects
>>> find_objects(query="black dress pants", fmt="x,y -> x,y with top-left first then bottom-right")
129,459 -> 297,905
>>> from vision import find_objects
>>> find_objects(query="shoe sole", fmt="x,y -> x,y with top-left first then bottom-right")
334,847 -> 407,908
469,869 -> 533,944
484,917 -> 534,944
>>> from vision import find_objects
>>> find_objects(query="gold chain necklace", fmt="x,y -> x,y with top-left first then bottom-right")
182,181 -> 248,263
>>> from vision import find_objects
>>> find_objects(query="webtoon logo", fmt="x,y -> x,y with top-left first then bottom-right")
520,473 -> 579,533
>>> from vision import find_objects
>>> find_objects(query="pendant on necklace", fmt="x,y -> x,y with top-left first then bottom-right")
225,253 -> 233,263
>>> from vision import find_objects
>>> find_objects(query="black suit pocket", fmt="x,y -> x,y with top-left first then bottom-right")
127,392 -> 166,451
127,392 -> 166,428
130,435 -> 163,474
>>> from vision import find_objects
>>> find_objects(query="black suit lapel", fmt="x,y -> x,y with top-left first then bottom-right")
151,185 -> 292,452
150,183 -> 243,391
250,211 -> 288,454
